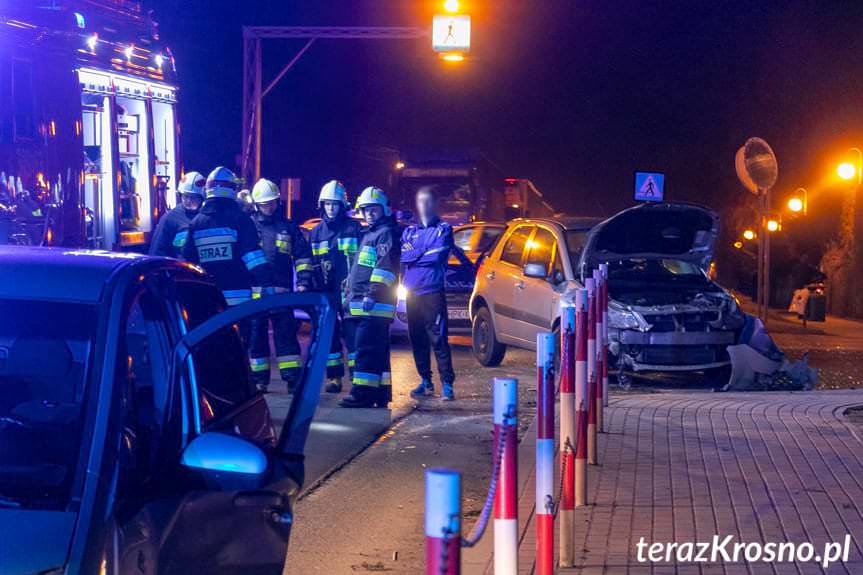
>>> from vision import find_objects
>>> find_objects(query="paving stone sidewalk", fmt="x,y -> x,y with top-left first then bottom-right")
463,391 -> 863,575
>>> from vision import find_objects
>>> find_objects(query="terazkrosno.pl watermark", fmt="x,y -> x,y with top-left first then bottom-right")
636,535 -> 853,569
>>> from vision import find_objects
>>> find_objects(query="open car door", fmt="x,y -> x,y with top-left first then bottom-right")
156,292 -> 334,575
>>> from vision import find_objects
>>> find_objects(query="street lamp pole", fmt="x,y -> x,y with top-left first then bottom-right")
851,147 -> 863,186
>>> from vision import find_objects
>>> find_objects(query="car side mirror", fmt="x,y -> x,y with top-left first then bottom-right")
523,262 -> 548,279
181,432 -> 269,490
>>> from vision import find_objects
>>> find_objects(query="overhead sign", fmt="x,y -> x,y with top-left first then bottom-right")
634,171 -> 665,202
432,15 -> 471,52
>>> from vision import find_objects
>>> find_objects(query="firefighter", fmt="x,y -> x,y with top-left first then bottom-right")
402,187 -> 458,400
339,186 -> 400,408
149,171 -> 205,258
247,178 -> 316,392
182,166 -> 272,308
309,180 -> 363,393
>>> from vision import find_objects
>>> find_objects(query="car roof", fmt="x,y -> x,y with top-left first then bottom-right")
0,246 -> 153,303
510,217 -> 603,231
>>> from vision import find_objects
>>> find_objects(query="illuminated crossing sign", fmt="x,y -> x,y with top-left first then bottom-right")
634,171 -> 665,202
432,15 -> 471,52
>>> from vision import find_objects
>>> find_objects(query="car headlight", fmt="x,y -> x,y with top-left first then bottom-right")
397,284 -> 408,301
607,305 -> 641,330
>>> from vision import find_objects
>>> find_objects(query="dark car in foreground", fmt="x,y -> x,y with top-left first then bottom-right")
0,247 -> 334,574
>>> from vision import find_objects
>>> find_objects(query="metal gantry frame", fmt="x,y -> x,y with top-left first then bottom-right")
242,26 -> 429,185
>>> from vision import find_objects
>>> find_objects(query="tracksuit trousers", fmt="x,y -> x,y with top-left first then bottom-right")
406,290 -> 455,385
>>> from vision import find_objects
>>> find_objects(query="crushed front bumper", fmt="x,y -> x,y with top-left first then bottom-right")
610,329 -> 733,373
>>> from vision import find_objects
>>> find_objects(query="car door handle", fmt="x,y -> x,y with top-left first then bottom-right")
486,271 -> 495,280
515,281 -> 525,289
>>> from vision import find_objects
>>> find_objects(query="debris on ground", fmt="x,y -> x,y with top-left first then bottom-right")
722,314 -> 818,391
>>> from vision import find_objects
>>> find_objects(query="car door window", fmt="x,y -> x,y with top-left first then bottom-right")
500,226 -> 532,266
453,227 -> 474,251
117,289 -> 173,495
174,282 -> 256,428
525,228 -> 556,275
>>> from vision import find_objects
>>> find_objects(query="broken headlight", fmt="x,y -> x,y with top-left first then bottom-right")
607,304 -> 641,330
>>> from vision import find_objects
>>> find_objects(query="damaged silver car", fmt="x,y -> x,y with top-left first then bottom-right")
580,202 -> 741,384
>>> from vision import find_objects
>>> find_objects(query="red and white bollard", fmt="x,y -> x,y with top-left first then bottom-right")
536,333 -> 555,575
593,269 -> 605,434
574,289 -> 589,506
586,277 -> 598,465
425,468 -> 461,575
494,377 -> 518,575
559,304 -> 576,565
600,263 -> 610,410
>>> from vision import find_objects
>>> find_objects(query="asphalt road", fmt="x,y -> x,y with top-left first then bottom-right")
264,335 -> 538,574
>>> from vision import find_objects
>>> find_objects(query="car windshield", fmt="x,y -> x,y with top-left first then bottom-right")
608,258 -> 709,283
0,299 -> 95,510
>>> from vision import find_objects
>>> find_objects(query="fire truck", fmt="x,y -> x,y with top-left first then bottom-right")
0,0 -> 180,250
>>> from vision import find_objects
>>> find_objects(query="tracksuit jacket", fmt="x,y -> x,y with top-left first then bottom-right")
400,218 -> 454,294
181,197 -> 272,306
149,205 -> 195,258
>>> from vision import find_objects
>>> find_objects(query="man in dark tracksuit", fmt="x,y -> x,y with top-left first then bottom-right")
181,166 -> 272,309
149,171 -> 205,258
247,178 -> 317,392
402,188 -> 458,400
340,186 -> 400,408
309,180 -> 363,393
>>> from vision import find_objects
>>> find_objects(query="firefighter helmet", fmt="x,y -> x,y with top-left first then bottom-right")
205,166 -> 238,199
178,171 -> 205,196
318,180 -> 349,207
251,178 -> 280,204
356,186 -> 391,216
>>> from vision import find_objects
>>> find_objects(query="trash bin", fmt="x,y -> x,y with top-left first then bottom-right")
805,285 -> 826,322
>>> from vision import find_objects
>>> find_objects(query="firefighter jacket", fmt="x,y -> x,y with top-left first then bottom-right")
150,205 -> 195,258
400,217 -> 454,295
309,213 -> 363,294
251,210 -> 316,291
182,197 -> 273,306
344,216 -> 400,318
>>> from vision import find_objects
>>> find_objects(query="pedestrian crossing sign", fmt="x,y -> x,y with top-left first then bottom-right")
432,15 -> 471,52
634,171 -> 665,202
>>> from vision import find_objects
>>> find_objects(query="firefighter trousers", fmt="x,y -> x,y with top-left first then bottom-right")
325,297 -> 356,380
348,316 -> 392,404
249,311 -> 301,387
406,290 -> 455,385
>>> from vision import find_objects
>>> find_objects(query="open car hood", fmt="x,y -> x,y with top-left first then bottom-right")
581,202 -> 719,274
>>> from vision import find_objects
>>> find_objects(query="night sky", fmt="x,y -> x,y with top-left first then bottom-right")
151,0 -> 863,256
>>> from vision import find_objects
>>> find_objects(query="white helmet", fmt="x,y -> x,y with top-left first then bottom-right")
205,166 -> 238,199
356,186 -> 391,216
319,180 -> 348,207
251,178 -> 280,204
178,171 -> 205,196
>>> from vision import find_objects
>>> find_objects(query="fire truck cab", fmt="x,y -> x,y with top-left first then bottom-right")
0,0 -> 180,250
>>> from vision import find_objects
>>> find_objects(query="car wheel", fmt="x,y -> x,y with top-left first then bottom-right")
472,306 -> 506,366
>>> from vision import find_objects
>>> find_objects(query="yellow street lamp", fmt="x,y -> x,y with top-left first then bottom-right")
767,219 -> 781,232
787,197 -> 804,212
733,241 -> 744,249
395,161 -> 405,170
837,162 -> 856,181
837,147 -> 863,185
444,0 -> 460,13
743,229 -> 756,241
